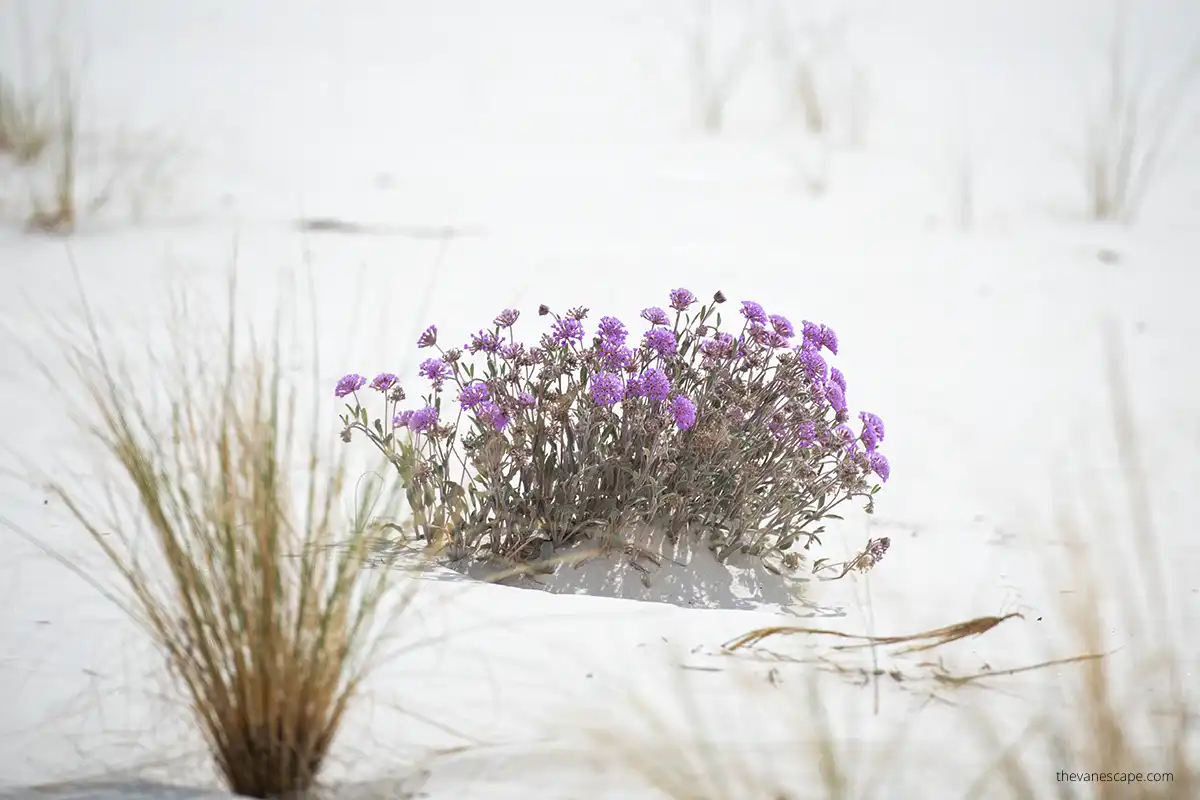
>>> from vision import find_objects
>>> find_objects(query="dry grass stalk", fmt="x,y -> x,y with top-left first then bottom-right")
31,265 -> 416,797
1081,4 -> 1200,221
681,0 -> 757,134
724,612 -> 1023,657
965,321 -> 1196,797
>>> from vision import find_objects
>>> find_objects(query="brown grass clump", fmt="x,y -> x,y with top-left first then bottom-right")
0,73 -> 52,163
31,267 -> 416,797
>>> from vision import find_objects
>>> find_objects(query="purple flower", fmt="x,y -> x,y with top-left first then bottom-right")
597,316 -> 629,344
408,406 -> 438,434
590,372 -> 625,407
639,367 -> 671,402
803,320 -> 839,355
799,344 -> 829,383
824,382 -> 847,414
859,412 -> 885,452
860,424 -> 880,452
833,424 -> 856,445
517,391 -> 537,408
335,373 -> 366,398
458,381 -> 490,410
869,452 -> 890,483
494,308 -> 521,327
393,410 -> 414,428
551,317 -> 585,347
769,314 -> 795,339
740,301 -> 767,325
598,342 -> 635,371
641,307 -> 670,326
642,328 -> 679,358
700,332 -> 736,359
669,288 -> 697,311
476,401 -> 510,431
624,374 -> 645,398
418,358 -> 453,387
796,419 -> 818,447
499,342 -> 525,360
830,367 -> 846,393
670,395 -> 697,430
820,324 -> 839,355
417,325 -> 438,348
370,372 -> 398,392
468,329 -> 502,354
750,325 -> 788,349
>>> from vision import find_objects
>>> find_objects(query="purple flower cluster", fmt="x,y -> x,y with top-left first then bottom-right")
419,358 -> 453,388
669,288 -> 697,311
459,381 -> 490,410
626,367 -> 671,402
802,320 -> 839,355
700,332 -> 736,359
740,301 -> 767,325
394,405 -> 437,434
670,395 -> 697,430
468,329 -> 502,354
597,316 -> 628,343
477,401 -> 510,431
641,307 -> 670,326
335,373 -> 366,398
369,372 -> 398,392
494,308 -> 521,327
769,314 -> 795,339
642,328 -> 678,358
589,372 -> 625,407
551,317 -> 585,347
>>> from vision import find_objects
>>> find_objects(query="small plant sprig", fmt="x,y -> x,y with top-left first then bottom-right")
337,288 -> 890,572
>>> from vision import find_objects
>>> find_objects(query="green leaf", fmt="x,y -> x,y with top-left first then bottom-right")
373,418 -> 384,436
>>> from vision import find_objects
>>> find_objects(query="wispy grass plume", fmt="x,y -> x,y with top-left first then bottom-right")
31,264 -> 416,797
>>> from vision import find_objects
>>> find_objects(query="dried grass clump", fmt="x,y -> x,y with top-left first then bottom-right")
0,73 -> 52,163
1078,4 -> 1200,222
37,269 -> 416,797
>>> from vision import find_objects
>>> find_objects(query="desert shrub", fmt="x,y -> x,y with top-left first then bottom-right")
338,288 -> 889,572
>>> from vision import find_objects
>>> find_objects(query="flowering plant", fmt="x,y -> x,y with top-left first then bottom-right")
337,289 -> 890,572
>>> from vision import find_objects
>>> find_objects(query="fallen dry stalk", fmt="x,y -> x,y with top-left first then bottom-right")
724,612 -> 1024,656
